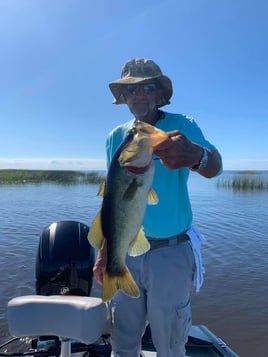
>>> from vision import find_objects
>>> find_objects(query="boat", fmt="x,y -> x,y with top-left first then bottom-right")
0,220 -> 239,357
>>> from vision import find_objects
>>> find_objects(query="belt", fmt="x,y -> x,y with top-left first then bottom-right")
148,233 -> 189,250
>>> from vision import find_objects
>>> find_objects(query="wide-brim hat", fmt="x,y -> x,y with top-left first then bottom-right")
109,58 -> 173,107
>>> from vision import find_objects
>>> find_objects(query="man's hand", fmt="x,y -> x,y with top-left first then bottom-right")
93,240 -> 107,285
153,130 -> 202,170
153,130 -> 222,178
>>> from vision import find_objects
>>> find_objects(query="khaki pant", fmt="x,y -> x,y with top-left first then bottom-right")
110,241 -> 195,357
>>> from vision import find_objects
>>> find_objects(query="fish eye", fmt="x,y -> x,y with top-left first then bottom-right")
128,127 -> 137,135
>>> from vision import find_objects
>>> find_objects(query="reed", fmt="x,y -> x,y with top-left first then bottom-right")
217,172 -> 268,191
0,169 -> 105,185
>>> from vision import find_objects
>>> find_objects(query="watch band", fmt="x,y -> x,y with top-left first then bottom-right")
190,147 -> 208,171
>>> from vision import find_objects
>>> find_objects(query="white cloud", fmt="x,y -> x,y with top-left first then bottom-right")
0,158 -> 267,171
0,158 -> 106,171
223,159 -> 268,171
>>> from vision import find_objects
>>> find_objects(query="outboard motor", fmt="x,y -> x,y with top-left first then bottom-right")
36,221 -> 95,296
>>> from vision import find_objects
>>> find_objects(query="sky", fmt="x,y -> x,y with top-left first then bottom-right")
0,0 -> 267,171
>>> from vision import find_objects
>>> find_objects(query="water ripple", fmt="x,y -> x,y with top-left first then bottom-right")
1,178 -> 268,356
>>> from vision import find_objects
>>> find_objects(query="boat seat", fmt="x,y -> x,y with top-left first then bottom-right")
7,295 -> 110,344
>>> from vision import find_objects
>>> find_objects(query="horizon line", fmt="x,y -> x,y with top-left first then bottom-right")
0,158 -> 106,171
0,158 -> 268,171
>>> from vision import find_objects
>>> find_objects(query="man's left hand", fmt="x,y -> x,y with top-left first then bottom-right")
153,130 -> 202,170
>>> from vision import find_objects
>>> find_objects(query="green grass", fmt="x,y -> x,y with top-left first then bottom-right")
0,169 -> 105,185
236,170 -> 259,175
217,171 -> 268,191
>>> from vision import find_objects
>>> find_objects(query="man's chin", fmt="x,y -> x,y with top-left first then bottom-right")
131,107 -> 150,118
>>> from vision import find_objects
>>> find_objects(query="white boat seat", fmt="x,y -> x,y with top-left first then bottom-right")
7,295 -> 110,344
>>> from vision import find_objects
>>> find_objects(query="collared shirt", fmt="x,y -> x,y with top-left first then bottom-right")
106,111 -> 220,238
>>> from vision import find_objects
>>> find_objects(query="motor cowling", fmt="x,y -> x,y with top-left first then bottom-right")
35,221 -> 95,296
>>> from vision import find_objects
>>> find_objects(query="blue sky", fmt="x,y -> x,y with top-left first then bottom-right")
1,0 -> 267,171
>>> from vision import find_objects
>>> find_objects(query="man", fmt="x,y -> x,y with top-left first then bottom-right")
93,58 -> 222,357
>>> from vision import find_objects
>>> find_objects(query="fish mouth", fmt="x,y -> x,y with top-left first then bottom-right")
124,163 -> 151,174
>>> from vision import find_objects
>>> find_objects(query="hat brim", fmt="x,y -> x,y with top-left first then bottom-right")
109,75 -> 173,107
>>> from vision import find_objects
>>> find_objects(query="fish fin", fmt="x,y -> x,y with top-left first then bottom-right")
87,211 -> 105,249
102,267 -> 140,302
128,228 -> 151,257
97,180 -> 106,196
147,188 -> 158,205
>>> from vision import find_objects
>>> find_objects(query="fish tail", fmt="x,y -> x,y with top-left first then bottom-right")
102,267 -> 140,302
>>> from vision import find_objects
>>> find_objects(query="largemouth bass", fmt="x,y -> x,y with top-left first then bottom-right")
88,121 -> 168,301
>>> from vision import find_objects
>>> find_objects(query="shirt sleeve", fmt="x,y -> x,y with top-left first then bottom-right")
181,116 -> 218,151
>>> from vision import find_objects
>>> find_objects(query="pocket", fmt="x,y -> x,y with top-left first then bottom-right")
170,299 -> 192,350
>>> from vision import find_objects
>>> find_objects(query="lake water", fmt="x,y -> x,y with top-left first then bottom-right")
0,171 -> 268,357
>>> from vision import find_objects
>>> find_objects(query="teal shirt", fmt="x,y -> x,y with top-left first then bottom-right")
106,111 -> 220,238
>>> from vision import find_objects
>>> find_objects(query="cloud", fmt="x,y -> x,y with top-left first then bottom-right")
223,159 -> 268,171
0,158 -> 267,171
0,158 -> 106,171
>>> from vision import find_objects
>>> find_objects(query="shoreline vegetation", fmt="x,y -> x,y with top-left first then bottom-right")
0,169 -> 105,185
216,170 -> 268,191
0,169 -> 267,190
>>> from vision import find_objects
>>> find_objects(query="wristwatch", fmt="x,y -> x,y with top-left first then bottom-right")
190,147 -> 208,171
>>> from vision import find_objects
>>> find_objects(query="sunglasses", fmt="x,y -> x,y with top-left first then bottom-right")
126,83 -> 160,95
